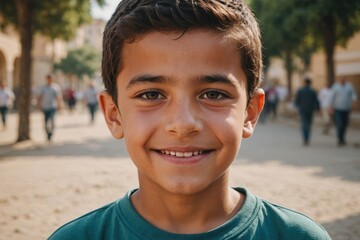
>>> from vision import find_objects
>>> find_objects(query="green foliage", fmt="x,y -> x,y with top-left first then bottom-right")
0,0 -> 105,40
250,0 -> 360,61
55,46 -> 101,78
307,0 -> 360,47
0,0 -> 18,28
250,0 -> 315,68
249,0 -> 360,85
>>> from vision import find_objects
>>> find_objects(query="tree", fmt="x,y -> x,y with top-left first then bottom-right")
55,46 -> 101,82
0,0 -> 105,142
250,0 -> 314,97
250,0 -> 360,91
307,0 -> 360,85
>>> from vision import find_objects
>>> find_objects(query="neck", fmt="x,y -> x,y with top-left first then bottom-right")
131,175 -> 244,234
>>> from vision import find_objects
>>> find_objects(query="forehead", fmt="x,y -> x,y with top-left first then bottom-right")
123,29 -> 236,53
118,30 -> 244,83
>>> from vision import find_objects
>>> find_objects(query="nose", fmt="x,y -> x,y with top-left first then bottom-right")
165,98 -> 203,137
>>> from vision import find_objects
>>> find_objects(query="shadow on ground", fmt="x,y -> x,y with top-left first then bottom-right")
322,214 -> 360,240
236,122 -> 360,182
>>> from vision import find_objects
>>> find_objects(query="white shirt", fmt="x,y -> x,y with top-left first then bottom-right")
318,87 -> 332,109
330,82 -> 357,111
39,83 -> 61,110
84,87 -> 98,104
0,87 -> 15,107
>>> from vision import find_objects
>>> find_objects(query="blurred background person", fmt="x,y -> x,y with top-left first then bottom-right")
265,83 -> 279,120
329,76 -> 357,146
0,81 -> 15,130
318,83 -> 333,135
64,87 -> 77,113
83,81 -> 99,124
295,77 -> 319,146
275,82 -> 288,115
38,75 -> 63,141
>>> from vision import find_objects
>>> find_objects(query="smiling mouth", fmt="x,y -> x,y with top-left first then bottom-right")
160,150 -> 202,157
157,150 -> 212,158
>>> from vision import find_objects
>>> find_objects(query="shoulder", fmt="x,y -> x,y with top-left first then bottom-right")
52,84 -> 61,92
48,202 -> 117,240
331,83 -> 340,91
311,89 -> 317,96
259,199 -> 331,239
347,83 -> 356,91
296,88 -> 304,94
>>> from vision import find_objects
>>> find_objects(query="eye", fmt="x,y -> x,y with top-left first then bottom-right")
201,90 -> 228,100
139,91 -> 165,100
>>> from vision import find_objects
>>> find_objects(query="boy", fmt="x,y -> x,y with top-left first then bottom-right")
49,0 -> 331,239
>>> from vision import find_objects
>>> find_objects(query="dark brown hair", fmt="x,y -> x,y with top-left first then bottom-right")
102,0 -> 262,104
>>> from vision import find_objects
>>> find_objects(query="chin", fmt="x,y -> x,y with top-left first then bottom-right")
161,177 -> 212,195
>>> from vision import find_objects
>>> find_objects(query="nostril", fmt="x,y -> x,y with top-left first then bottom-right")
165,117 -> 203,136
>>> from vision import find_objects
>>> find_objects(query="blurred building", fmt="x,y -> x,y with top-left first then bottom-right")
0,26 -> 20,89
266,32 -> 360,110
66,18 -> 106,88
0,18 -> 105,90
67,18 -> 105,51
311,33 -> 360,110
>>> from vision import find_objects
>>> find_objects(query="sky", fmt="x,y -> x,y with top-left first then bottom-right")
91,0 -> 120,20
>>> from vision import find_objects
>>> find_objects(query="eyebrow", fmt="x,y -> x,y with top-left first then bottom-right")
126,73 -> 240,89
200,74 -> 240,87
126,74 -> 169,90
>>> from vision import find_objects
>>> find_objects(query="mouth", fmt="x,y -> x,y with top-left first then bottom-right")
153,148 -> 214,165
159,150 -> 205,158
154,148 -> 214,161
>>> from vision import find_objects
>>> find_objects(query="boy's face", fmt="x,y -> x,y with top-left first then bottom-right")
100,30 -> 263,195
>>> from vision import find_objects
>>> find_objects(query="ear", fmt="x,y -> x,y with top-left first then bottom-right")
99,90 -> 124,139
243,88 -> 265,138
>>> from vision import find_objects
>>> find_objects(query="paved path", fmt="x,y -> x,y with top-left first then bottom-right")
0,110 -> 359,240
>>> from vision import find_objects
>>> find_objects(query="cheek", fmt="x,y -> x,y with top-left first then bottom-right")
212,105 -> 245,132
222,116 -> 244,149
208,108 -> 245,149
121,110 -> 158,143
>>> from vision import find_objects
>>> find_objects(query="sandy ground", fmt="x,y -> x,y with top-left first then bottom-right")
0,110 -> 359,240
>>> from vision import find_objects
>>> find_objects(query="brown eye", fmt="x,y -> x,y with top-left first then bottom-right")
141,91 -> 164,100
202,90 -> 226,100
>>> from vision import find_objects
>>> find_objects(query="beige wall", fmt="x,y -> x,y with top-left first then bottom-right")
0,30 -> 68,90
67,18 -> 105,51
0,28 -> 21,89
311,32 -> 360,110
265,32 -> 360,111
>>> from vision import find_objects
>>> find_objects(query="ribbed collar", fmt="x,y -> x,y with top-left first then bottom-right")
116,187 -> 260,239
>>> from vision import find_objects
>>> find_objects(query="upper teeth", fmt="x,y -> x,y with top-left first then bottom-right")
160,150 -> 203,157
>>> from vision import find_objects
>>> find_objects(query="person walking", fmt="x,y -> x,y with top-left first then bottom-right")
64,87 -> 77,113
265,84 -> 279,120
318,83 -> 333,135
295,78 -> 319,146
38,75 -> 62,141
329,76 -> 357,146
83,82 -> 99,124
0,81 -> 15,130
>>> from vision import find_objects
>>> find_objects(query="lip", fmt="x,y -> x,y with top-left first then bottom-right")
152,147 -> 214,165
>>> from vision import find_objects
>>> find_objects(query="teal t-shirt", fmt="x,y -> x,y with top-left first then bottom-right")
48,188 -> 331,239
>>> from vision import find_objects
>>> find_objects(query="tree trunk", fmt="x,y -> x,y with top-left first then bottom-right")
285,48 -> 293,99
323,14 -> 336,86
51,38 -> 56,72
16,0 -> 34,142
